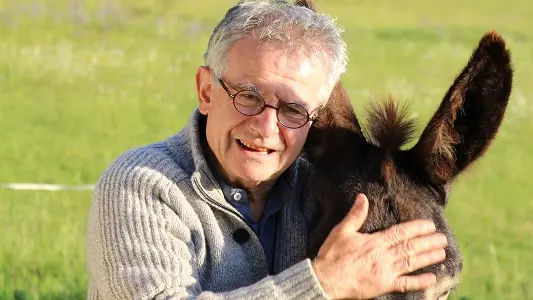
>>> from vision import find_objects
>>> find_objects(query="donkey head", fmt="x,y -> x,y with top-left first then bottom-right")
304,32 -> 513,300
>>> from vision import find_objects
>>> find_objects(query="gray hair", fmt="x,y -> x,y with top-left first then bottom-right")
203,0 -> 348,97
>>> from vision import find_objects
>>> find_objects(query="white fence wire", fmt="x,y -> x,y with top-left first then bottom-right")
0,183 -> 95,191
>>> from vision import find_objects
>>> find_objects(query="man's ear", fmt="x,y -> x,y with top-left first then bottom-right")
196,66 -> 214,115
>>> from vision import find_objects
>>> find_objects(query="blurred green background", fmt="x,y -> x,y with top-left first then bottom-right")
1,0 -> 532,299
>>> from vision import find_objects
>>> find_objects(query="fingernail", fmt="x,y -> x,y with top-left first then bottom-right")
439,234 -> 448,246
434,249 -> 446,261
429,273 -> 437,284
355,194 -> 364,207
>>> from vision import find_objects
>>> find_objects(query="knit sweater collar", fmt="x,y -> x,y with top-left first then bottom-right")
166,109 -> 312,274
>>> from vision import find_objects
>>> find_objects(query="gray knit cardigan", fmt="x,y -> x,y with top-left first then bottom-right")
86,110 -> 329,299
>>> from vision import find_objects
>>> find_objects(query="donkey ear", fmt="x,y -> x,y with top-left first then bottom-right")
410,31 -> 513,184
304,82 -> 365,166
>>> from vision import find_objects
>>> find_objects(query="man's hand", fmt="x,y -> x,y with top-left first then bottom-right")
312,193 -> 448,300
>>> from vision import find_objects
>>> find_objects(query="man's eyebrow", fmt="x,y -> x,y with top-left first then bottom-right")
275,94 -> 310,110
231,81 -> 261,92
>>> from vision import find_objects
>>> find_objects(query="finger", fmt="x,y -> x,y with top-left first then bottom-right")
391,273 -> 437,293
380,219 -> 437,247
393,248 -> 446,275
337,193 -> 369,232
391,233 -> 448,259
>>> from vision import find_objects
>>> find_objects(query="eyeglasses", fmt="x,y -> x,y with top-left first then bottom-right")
217,78 -> 317,129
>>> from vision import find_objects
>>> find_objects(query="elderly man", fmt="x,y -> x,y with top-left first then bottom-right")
86,1 -> 447,299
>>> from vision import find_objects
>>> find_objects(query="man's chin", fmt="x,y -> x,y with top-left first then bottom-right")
233,169 -> 278,186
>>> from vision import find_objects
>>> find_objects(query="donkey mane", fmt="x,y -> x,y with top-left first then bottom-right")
363,99 -> 417,151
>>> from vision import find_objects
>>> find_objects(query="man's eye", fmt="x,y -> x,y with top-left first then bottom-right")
282,104 -> 306,117
241,93 -> 259,100
236,92 -> 262,106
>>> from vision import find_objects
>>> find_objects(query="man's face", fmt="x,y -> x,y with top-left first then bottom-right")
196,37 -> 329,188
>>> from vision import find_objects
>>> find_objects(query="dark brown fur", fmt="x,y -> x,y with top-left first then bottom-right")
293,1 -> 513,298
302,31 -> 513,300
294,0 -> 316,10
411,32 -> 513,184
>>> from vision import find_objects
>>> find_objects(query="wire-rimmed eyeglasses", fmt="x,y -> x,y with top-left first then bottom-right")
217,78 -> 317,129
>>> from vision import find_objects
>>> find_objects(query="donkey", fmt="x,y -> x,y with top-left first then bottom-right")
303,29 -> 513,300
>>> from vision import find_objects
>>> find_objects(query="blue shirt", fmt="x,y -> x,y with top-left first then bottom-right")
219,180 -> 285,274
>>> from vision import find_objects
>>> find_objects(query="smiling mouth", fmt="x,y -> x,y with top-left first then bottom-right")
237,139 -> 275,154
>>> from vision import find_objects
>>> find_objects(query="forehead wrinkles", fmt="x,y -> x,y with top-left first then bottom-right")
226,41 -> 328,108
251,40 -> 328,86
258,42 -> 326,83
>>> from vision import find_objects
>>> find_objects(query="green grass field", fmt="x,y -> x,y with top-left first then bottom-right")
1,0 -> 532,299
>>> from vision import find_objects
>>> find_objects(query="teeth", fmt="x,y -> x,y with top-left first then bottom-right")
240,140 -> 270,152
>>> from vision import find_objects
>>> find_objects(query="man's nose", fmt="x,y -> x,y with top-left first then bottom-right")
249,106 -> 280,137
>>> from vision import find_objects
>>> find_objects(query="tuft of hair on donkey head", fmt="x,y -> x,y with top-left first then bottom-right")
303,31 -> 513,300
